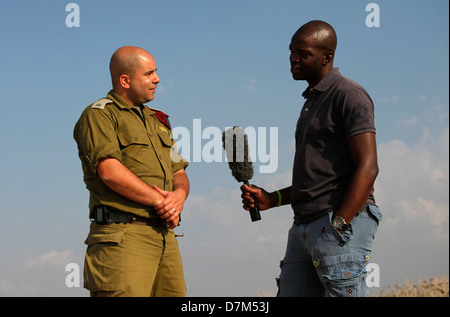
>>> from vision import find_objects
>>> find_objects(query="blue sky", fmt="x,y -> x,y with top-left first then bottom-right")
0,0 -> 448,296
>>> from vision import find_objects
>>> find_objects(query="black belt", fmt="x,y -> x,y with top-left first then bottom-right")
92,205 -> 166,227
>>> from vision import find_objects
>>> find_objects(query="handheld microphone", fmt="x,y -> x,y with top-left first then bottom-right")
222,126 -> 261,222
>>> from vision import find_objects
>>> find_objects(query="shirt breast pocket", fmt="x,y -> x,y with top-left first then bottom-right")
157,131 -> 172,149
156,129 -> 172,146
116,127 -> 153,172
156,129 -> 173,159
117,127 -> 150,148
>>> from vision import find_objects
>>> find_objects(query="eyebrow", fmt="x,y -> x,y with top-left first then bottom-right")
289,44 -> 312,53
144,68 -> 157,75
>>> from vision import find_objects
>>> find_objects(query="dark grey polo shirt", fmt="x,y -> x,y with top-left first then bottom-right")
291,68 -> 376,224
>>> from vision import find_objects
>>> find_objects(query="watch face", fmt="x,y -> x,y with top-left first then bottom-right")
332,216 -> 344,229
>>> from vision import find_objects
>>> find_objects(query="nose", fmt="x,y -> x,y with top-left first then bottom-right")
154,73 -> 160,84
290,51 -> 299,63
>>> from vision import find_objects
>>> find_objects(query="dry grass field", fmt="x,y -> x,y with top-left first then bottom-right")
252,275 -> 449,297
375,275 -> 449,297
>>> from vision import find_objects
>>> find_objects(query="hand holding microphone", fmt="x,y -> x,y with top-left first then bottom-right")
222,126 -> 261,222
240,183 -> 273,212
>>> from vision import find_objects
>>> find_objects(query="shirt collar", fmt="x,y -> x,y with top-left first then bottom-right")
107,90 -> 132,109
107,90 -> 156,115
302,67 -> 341,99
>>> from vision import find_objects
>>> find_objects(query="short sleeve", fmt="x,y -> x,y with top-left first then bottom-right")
341,88 -> 376,139
74,107 -> 123,174
169,135 -> 189,173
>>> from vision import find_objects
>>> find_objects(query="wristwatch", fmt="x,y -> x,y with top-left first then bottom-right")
332,215 -> 348,231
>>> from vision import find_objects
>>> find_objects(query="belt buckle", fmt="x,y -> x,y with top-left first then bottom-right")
129,215 -> 151,226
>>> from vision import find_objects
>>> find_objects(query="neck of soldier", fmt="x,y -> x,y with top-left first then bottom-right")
113,89 -> 141,108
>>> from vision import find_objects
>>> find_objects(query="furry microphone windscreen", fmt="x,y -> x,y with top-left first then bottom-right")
222,126 -> 254,183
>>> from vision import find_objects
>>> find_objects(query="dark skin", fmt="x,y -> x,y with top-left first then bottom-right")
241,21 -> 379,232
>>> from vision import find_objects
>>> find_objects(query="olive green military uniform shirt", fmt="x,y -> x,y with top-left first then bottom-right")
74,90 -> 188,219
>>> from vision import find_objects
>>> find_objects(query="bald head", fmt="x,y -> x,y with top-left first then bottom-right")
289,21 -> 338,85
293,20 -> 337,55
108,46 -> 160,106
109,46 -> 155,89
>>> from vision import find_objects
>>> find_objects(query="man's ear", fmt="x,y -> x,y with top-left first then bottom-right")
322,52 -> 334,66
119,74 -> 131,89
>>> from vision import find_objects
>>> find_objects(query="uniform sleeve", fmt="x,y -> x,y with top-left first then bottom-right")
341,87 -> 376,139
169,135 -> 189,173
74,107 -> 123,174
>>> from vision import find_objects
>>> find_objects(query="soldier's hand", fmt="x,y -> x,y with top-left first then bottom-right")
153,185 -> 185,228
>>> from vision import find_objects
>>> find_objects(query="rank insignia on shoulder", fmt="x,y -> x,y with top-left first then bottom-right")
91,98 -> 112,110
153,110 -> 171,129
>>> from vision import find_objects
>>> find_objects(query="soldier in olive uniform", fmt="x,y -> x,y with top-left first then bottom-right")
73,46 -> 190,297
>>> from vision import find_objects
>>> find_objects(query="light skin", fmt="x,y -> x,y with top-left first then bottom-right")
97,46 -> 189,229
241,21 -> 378,232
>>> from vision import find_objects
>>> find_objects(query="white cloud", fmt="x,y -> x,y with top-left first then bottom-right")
373,126 -> 449,285
23,250 -> 77,269
380,95 -> 400,103
0,278 -> 15,295
395,115 -> 420,128
396,198 -> 448,241
246,78 -> 257,92
417,95 -> 427,102
376,128 -> 449,197
0,249 -> 84,296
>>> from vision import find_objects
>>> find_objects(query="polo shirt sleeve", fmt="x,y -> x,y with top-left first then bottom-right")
74,107 -> 123,174
341,87 -> 376,139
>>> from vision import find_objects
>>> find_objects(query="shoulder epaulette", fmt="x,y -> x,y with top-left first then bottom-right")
91,98 -> 112,110
150,108 -> 171,129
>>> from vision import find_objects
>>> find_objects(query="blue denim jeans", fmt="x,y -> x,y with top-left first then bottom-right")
277,205 -> 382,297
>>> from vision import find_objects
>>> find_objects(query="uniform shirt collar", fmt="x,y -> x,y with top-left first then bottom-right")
107,90 -> 155,115
302,67 -> 341,99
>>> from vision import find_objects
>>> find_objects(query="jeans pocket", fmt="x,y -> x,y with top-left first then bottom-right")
328,211 -> 353,243
313,252 -> 370,297
367,204 -> 383,224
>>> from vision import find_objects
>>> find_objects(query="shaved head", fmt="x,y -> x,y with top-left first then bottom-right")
293,20 -> 337,54
109,46 -> 155,89
108,46 -> 160,106
289,20 -> 338,86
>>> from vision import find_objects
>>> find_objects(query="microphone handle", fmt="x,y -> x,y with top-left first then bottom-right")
244,181 -> 261,222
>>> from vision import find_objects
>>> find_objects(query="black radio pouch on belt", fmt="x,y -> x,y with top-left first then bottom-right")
93,205 -> 109,225
93,205 -> 135,225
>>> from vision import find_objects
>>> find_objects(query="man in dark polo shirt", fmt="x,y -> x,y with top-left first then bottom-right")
241,20 -> 382,296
